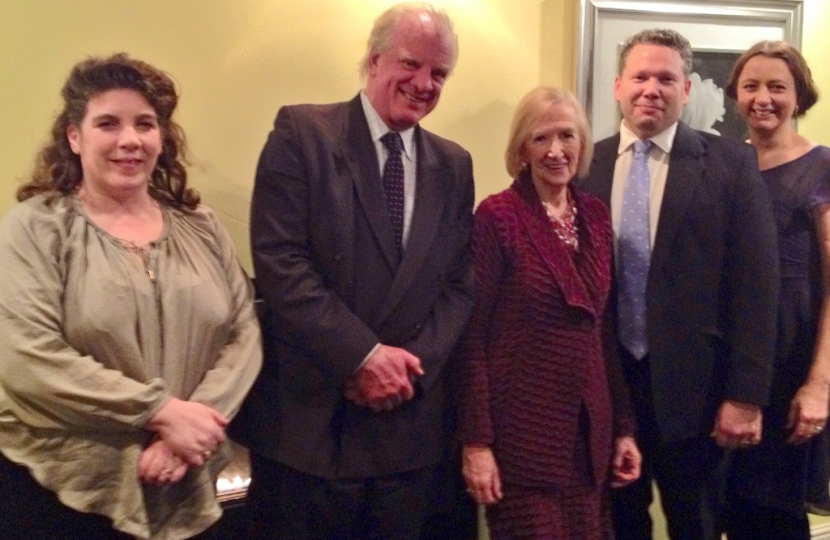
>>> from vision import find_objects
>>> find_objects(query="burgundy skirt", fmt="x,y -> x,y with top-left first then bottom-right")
485,409 -> 613,540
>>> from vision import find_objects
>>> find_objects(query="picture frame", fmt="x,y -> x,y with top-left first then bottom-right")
576,0 -> 804,141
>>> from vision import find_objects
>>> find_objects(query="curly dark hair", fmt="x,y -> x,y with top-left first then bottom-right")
18,53 -> 199,209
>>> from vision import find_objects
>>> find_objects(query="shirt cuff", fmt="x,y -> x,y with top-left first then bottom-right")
353,342 -> 382,373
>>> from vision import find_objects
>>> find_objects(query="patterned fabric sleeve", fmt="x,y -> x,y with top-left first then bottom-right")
458,196 -> 508,446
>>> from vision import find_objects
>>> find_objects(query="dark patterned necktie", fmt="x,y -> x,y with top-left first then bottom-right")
381,131 -> 405,258
618,139 -> 653,359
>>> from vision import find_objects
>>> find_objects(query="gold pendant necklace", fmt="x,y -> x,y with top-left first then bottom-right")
123,240 -> 156,281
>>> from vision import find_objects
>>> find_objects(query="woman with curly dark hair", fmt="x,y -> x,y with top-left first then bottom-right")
0,54 -> 261,540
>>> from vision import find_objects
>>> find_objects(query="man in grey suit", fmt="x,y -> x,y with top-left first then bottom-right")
580,29 -> 779,540
236,3 -> 475,539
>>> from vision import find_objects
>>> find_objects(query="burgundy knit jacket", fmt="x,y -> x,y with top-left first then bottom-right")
459,173 -> 635,489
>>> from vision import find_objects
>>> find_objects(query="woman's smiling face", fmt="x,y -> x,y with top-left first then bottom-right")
736,55 -> 798,136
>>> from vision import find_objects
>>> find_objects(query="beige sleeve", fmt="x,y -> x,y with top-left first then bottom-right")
0,201 -> 169,431
186,208 -> 263,419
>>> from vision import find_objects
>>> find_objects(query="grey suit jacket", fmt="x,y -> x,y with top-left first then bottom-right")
236,95 -> 475,478
580,122 -> 779,442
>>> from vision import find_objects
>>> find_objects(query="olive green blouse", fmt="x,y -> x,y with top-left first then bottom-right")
0,194 -> 262,539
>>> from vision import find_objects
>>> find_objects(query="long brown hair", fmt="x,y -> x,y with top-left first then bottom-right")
18,53 -> 199,209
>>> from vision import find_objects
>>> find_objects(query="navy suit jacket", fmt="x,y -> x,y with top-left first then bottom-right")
235,95 -> 475,478
580,122 -> 779,442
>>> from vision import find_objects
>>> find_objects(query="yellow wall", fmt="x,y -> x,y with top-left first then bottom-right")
3,0 -> 827,271
797,0 -> 830,143
0,0 -> 558,271
1,2 -> 829,537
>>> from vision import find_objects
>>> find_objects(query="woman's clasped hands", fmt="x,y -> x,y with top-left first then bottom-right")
140,398 -> 228,485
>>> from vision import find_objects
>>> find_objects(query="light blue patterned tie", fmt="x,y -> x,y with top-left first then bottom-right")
618,139 -> 652,359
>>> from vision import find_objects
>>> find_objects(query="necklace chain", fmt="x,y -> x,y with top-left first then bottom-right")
74,192 -> 158,281
122,240 -> 156,282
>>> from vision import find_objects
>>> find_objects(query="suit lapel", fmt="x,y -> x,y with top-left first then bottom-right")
373,127 -> 446,326
340,96 -> 400,271
399,127 -> 445,274
650,123 -> 706,276
512,175 -> 597,318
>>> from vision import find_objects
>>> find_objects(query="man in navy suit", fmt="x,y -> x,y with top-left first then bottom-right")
237,3 -> 475,539
580,28 -> 779,540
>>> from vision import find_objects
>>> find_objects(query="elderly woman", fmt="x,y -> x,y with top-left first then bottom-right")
0,54 -> 261,540
458,86 -> 641,540
723,41 -> 830,540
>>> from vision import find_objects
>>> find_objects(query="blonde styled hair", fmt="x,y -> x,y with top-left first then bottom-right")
505,86 -> 593,179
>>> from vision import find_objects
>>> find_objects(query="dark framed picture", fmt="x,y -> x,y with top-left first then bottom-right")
682,50 -> 746,140
577,0 -> 804,141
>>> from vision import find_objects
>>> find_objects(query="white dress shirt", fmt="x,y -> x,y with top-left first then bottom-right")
610,121 -> 679,258
360,91 -> 417,248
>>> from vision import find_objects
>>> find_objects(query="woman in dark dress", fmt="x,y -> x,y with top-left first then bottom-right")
724,40 -> 830,540
458,86 -> 641,540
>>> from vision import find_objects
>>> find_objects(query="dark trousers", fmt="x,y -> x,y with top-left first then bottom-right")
0,451 -> 219,540
418,454 -> 477,540
612,358 -> 725,540
723,494 -> 810,540
246,453 -> 438,540
0,451 -> 132,540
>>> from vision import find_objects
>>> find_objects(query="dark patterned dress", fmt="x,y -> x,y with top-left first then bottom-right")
459,172 -> 635,540
728,146 -> 830,523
